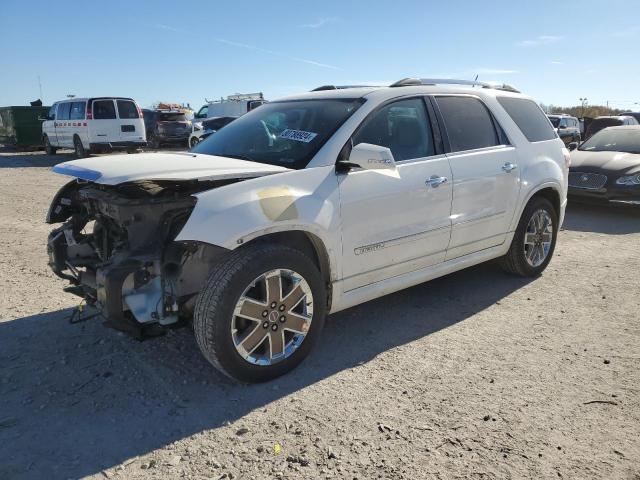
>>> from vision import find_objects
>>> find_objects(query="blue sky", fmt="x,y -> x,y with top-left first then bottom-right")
2,0 -> 639,110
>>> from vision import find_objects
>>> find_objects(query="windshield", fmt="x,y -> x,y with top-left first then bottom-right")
548,117 -> 561,128
579,128 -> 640,154
191,98 -> 364,169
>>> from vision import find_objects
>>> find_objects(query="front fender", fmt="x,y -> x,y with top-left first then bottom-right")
175,165 -> 342,276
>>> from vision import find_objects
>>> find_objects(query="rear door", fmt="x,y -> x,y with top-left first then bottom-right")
434,95 -> 521,260
116,99 -> 145,143
89,99 -> 120,144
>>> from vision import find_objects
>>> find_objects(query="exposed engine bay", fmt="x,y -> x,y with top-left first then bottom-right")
46,178 -> 233,337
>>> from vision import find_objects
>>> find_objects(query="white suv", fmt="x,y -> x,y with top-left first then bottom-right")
42,97 -> 146,157
46,79 -> 569,382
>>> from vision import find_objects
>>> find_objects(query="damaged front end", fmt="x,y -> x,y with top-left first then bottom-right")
47,179 -> 229,337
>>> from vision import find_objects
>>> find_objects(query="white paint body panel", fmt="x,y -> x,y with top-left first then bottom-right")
338,155 -> 453,291
52,152 -> 290,185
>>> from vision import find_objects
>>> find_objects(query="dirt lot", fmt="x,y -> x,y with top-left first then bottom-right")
1,149 -> 639,480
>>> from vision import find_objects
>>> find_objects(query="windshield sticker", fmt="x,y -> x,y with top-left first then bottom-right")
279,129 -> 318,143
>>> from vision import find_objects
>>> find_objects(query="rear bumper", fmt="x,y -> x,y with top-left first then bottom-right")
157,134 -> 190,143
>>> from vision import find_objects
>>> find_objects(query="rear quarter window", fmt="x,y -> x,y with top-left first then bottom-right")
497,97 -> 556,142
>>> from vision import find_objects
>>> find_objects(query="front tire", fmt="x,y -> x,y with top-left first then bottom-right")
194,243 -> 326,383
500,196 -> 558,277
44,135 -> 56,155
73,135 -> 88,158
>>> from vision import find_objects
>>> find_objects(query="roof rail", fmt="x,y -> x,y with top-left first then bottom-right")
310,85 -> 374,92
390,77 -> 520,93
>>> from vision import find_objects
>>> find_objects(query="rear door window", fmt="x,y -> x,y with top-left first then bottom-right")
93,100 -> 116,119
57,102 -> 71,120
69,102 -> 86,120
352,97 -> 435,161
497,97 -> 556,142
436,96 -> 500,152
116,100 -> 139,119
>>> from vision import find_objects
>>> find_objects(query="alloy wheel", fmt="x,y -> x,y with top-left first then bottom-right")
231,269 -> 313,366
523,209 -> 553,268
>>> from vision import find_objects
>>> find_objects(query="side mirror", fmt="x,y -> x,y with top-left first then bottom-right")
567,142 -> 579,151
338,143 -> 398,176
38,116 -> 50,121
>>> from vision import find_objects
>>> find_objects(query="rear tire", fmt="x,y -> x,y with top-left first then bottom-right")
148,132 -> 160,149
44,135 -> 56,155
500,196 -> 558,277
73,135 -> 87,158
194,243 -> 326,383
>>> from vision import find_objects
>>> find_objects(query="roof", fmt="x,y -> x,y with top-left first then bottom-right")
51,97 -> 135,103
276,82 -> 528,104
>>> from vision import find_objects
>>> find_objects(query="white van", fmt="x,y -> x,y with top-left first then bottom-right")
192,93 -> 266,122
42,97 -> 146,157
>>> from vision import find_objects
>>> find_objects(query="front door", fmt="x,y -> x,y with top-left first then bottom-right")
338,97 -> 453,291
433,95 -> 521,260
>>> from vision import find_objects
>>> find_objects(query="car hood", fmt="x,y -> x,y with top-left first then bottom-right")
570,150 -> 640,175
52,152 -> 291,185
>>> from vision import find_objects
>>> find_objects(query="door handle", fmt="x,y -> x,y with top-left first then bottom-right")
425,175 -> 448,188
502,162 -> 518,173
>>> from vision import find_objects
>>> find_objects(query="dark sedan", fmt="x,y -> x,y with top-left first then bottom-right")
569,125 -> 640,206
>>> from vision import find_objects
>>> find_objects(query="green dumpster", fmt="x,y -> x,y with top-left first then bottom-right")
0,106 -> 50,149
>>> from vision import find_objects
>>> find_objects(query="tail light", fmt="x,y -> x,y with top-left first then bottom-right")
86,101 -> 93,120
135,103 -> 143,119
562,147 -> 571,168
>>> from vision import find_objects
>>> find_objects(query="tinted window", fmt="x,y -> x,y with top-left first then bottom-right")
352,98 -> 434,161
579,128 -> 640,154
497,97 -> 556,142
436,96 -> 500,151
48,104 -> 57,120
548,117 -> 560,128
192,99 -> 363,169
69,102 -> 86,120
159,112 -> 187,122
117,100 -> 139,119
93,100 -> 116,119
586,118 -> 623,139
57,102 -> 71,120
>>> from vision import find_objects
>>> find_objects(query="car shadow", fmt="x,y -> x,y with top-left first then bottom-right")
0,149 -> 75,168
562,202 -> 640,234
0,262 -> 532,479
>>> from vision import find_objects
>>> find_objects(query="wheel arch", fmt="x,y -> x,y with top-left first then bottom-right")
235,229 -> 334,308
511,182 -> 564,232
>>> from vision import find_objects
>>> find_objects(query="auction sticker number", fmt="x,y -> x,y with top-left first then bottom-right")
279,129 -> 318,143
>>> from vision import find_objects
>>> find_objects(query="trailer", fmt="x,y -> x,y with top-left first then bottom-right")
0,106 -> 50,149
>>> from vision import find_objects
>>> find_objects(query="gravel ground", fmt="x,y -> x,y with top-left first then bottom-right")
1,149 -> 639,480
